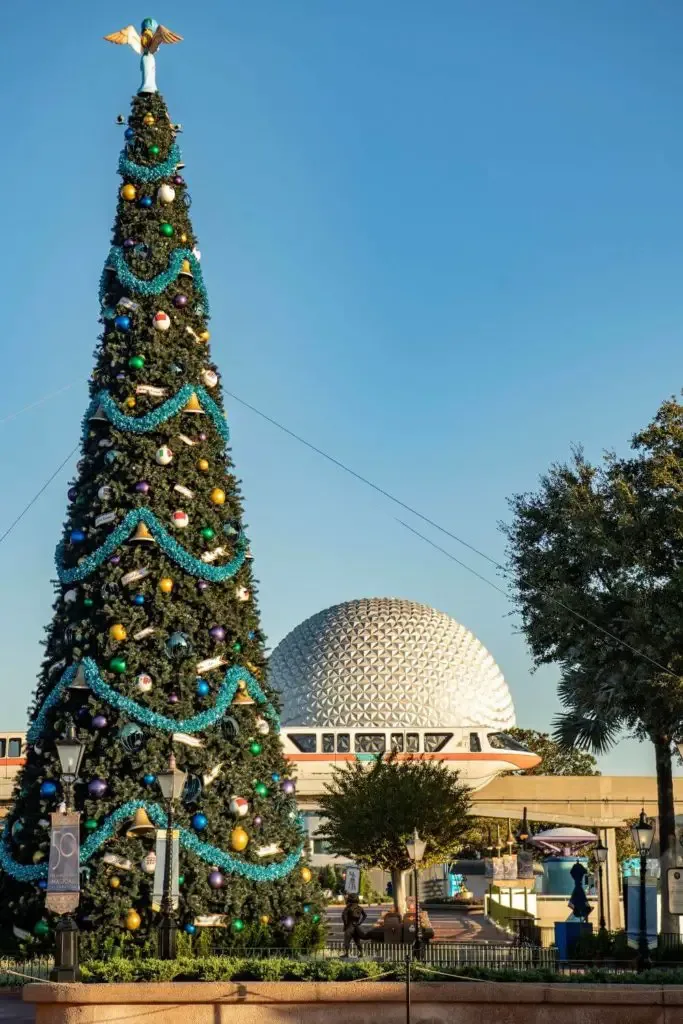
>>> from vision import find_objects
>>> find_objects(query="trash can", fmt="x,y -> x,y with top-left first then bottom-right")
555,921 -> 592,960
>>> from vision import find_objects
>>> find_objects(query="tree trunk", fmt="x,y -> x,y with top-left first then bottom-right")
391,868 -> 408,915
654,735 -> 678,936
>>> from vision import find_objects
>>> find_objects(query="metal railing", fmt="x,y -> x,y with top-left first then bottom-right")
0,954 -> 53,985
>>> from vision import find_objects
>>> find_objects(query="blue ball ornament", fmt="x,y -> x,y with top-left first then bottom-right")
271,773 -> 281,783
303,904 -> 311,914
70,529 -> 86,544
143,773 -> 156,786
191,813 -> 208,832
195,679 -> 210,698
114,315 -> 131,331
139,196 -> 153,209
124,127 -> 135,140
133,594 -> 145,606
183,923 -> 196,935
38,879 -> 48,891
104,450 -> 120,465
40,781 -> 57,798
248,631 -> 256,640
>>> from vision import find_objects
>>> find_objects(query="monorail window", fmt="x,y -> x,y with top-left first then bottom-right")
488,732 -> 529,752
322,734 -> 334,754
469,732 -> 482,752
406,733 -> 419,753
337,734 -> 350,753
391,733 -> 404,752
7,739 -> 21,758
424,732 -> 453,753
355,733 -> 386,754
0,740 -> 5,758
313,838 -> 332,854
289,734 -> 317,753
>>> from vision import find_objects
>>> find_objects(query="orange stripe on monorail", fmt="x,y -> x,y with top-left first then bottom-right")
284,752 -> 539,770
0,759 -> 25,767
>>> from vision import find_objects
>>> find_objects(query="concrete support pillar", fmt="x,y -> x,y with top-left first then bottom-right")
599,827 -> 622,931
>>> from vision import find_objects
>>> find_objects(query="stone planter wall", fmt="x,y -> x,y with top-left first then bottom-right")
24,980 -> 683,1024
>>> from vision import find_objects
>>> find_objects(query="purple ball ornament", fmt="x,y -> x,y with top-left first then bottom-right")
135,481 -> 151,494
209,626 -> 226,642
173,175 -> 184,185
88,779 -> 107,798
110,555 -> 121,565
281,916 -> 295,932
253,815 -> 263,828
173,294 -> 188,308
208,869 -> 224,889
67,487 -> 77,502
199,433 -> 207,441
92,715 -> 108,730
123,238 -> 135,249
281,780 -> 296,796
168,693 -> 179,705
197,581 -> 209,593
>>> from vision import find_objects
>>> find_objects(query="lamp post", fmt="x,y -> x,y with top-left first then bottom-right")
405,829 -> 426,959
50,724 -> 85,983
631,808 -> 654,972
594,833 -> 608,933
156,753 -> 186,960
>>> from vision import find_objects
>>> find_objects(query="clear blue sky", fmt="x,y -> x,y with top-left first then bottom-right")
1,1 -> 682,776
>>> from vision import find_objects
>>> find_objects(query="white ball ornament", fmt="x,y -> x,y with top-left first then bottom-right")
201,370 -> 218,388
64,589 -> 78,605
192,247 -> 201,261
172,510 -> 189,529
141,851 -> 157,874
235,586 -> 250,602
157,183 -> 176,204
136,673 -> 153,693
155,445 -> 173,466
98,485 -> 113,500
255,717 -> 270,736
229,796 -> 249,818
153,311 -> 171,332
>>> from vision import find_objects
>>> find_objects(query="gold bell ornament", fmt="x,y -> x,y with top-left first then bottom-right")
130,521 -> 155,543
183,392 -> 204,415
179,259 -> 193,277
232,680 -> 255,707
89,405 -> 108,423
142,113 -> 155,126
69,662 -> 89,690
126,808 -> 155,838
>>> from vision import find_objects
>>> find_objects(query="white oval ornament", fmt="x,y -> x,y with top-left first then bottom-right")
155,445 -> 173,465
201,370 -> 218,388
153,311 -> 171,332
229,796 -> 249,817
255,717 -> 270,736
98,485 -> 113,500
141,851 -> 156,874
172,510 -> 189,529
157,184 -> 176,204
136,673 -> 153,693
64,589 -> 78,604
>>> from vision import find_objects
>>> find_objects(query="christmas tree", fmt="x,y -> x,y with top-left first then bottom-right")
0,21 -> 322,952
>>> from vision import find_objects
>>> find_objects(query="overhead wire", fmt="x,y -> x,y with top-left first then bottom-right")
0,446 -> 78,549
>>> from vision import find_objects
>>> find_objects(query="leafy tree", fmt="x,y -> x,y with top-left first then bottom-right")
1,85 -> 322,947
507,728 -> 600,776
503,398 -> 683,933
317,754 -> 471,914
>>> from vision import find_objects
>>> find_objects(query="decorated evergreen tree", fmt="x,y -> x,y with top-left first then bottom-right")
0,22 -> 322,951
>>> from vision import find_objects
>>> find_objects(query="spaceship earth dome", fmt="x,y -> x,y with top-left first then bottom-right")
270,597 -> 516,729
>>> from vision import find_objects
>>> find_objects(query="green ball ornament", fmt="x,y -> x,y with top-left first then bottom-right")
109,656 -> 127,674
33,920 -> 50,938
200,527 -> 215,541
160,223 -> 174,237
249,741 -> 262,756
148,144 -> 160,157
129,355 -> 145,370
178,874 -> 185,886
312,913 -> 321,923
83,598 -> 94,607
254,782 -> 268,798
232,642 -> 242,653
84,818 -> 98,831
232,919 -> 244,932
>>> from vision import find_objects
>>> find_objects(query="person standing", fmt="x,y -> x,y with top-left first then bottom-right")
342,895 -> 367,956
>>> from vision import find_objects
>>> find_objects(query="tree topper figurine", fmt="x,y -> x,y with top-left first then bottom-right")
104,18 -> 182,94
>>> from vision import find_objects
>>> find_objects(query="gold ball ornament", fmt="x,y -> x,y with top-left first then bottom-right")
159,577 -> 174,594
32,851 -> 45,863
125,909 -> 141,931
199,330 -> 211,343
121,184 -> 137,201
197,458 -> 209,472
110,876 -> 121,889
230,827 -> 249,852
210,488 -> 226,505
142,113 -> 155,126
259,914 -> 270,926
125,397 -> 136,408
301,866 -> 312,883
109,624 -> 127,642
180,232 -> 187,243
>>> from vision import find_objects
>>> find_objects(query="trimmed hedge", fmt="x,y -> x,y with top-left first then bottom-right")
77,957 -> 683,985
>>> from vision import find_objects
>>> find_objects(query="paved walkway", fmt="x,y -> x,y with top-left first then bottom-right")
0,997 -> 33,1022
325,903 -> 511,944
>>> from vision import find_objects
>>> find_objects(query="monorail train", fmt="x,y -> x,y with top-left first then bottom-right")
281,726 -> 541,794
0,733 -> 26,778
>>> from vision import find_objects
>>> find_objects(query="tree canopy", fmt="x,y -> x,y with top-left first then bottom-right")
508,727 -> 600,776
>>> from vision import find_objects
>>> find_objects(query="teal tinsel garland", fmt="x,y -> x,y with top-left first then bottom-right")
100,247 -> 210,316
27,659 -> 278,745
82,384 -> 229,445
56,507 -> 247,584
118,143 -> 182,184
0,800 -> 303,883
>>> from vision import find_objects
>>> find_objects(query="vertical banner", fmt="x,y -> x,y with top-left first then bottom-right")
491,857 -> 504,881
626,878 -> 658,950
502,854 -> 518,880
484,858 -> 493,878
344,865 -> 361,894
517,850 -> 534,880
152,829 -> 179,911
46,812 -> 80,914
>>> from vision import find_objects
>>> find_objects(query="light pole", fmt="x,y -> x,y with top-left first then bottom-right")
405,829 -> 426,959
631,808 -> 654,972
156,752 -> 186,960
50,724 -> 85,983
594,833 -> 608,934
